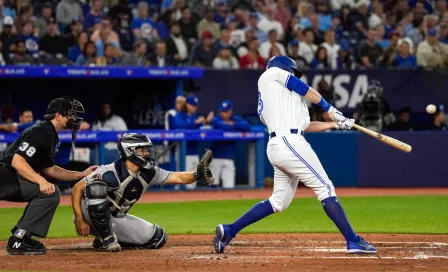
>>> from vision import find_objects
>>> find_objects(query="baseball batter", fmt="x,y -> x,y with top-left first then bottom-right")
71,133 -> 214,252
213,56 -> 376,254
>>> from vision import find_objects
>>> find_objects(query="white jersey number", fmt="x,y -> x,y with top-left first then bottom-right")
19,141 -> 36,157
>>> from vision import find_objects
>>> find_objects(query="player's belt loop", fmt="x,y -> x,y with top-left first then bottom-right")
269,129 -> 304,139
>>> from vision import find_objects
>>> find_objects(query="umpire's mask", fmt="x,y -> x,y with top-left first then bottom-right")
46,96 -> 85,149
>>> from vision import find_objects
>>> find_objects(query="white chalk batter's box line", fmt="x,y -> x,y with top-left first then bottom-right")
188,255 -> 448,260
232,241 -> 448,246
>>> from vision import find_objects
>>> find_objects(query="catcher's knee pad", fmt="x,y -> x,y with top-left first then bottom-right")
85,181 -> 113,238
144,224 -> 167,249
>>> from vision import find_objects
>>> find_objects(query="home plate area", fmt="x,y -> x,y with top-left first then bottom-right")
0,234 -> 447,271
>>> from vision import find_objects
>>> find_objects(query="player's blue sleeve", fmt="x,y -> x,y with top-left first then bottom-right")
211,117 -> 235,130
285,75 -> 309,96
232,116 -> 251,131
171,113 -> 198,129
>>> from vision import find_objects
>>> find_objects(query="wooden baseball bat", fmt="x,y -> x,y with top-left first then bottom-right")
353,124 -> 412,153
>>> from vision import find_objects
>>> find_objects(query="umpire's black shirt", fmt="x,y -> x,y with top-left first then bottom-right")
0,121 -> 59,173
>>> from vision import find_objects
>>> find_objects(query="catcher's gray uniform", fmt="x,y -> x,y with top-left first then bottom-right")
75,159 -> 171,246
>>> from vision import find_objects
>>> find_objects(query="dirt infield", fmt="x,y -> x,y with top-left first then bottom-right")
1,187 -> 448,208
0,188 -> 447,271
0,234 -> 447,271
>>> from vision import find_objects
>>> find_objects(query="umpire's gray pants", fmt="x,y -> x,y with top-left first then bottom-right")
0,163 -> 61,238
77,197 -> 157,246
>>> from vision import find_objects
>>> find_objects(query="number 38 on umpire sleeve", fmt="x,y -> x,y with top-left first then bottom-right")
19,142 -> 37,157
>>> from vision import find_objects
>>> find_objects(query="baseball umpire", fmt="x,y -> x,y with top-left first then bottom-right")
0,96 -> 97,255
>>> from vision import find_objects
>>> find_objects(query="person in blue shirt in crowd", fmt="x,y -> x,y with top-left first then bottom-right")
210,100 -> 250,188
394,41 -> 417,68
171,95 -> 213,189
84,0 -> 104,33
19,21 -> 39,56
214,0 -> 228,26
131,1 -> 159,44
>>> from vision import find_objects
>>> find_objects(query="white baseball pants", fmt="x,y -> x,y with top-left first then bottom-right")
209,158 -> 236,188
266,133 -> 336,212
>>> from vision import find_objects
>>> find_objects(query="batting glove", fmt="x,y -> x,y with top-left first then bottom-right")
327,106 -> 346,122
335,118 -> 355,130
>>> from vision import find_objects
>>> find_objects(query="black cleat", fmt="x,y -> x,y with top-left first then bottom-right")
7,235 -> 47,255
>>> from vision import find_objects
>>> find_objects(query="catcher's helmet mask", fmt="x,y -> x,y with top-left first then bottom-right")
118,133 -> 157,169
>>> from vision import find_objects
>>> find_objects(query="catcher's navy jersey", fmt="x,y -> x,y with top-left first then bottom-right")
84,159 -> 171,217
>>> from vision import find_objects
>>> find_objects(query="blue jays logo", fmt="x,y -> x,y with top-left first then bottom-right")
257,91 -> 263,116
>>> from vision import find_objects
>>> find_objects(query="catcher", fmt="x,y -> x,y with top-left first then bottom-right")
71,133 -> 214,252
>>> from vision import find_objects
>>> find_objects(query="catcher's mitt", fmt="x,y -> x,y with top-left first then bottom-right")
195,149 -> 214,186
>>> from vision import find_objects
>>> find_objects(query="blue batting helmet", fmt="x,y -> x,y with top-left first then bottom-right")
266,55 -> 303,78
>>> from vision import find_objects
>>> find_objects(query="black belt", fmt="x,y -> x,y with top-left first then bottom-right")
269,129 -> 304,139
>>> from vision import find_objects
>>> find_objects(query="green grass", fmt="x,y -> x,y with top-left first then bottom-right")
0,195 -> 447,240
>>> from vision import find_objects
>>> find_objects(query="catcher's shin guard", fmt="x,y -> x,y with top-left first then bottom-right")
85,181 -> 113,239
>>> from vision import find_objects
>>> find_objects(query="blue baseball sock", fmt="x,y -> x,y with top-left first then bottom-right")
230,200 -> 274,237
321,197 -> 359,243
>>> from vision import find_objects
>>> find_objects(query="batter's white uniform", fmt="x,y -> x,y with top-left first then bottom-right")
257,67 -> 336,212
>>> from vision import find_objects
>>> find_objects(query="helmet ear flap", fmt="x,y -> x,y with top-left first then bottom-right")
292,68 -> 303,79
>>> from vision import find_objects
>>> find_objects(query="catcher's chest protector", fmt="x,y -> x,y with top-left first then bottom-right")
87,160 -> 156,217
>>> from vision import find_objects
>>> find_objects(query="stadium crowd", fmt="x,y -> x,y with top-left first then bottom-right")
0,0 -> 447,69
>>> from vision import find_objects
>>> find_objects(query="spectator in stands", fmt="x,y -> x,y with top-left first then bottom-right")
214,0 -> 228,25
165,22 -> 189,65
68,32 -> 88,62
76,41 -> 97,65
91,17 -> 119,44
84,0 -> 104,33
0,40 -> 4,65
287,39 -> 308,69
131,1 -> 158,44
316,0 -> 332,32
388,107 -> 413,131
18,21 -> 39,56
321,28 -> 340,69
339,4 -> 354,33
379,31 -> 400,68
226,15 -> 245,48
120,39 -> 148,66
65,19 -> 84,49
107,0 -> 133,33
337,40 -> 356,69
244,12 -> 267,44
213,46 -> 238,69
407,18 -> 426,50
40,17 -> 68,55
430,108 -> 446,131
298,28 -> 316,66
0,16 -> 15,63
92,102 -> 128,130
360,28 -> 383,68
56,0 -> 83,31
239,37 -> 265,69
210,100 -> 251,188
95,27 -> 120,56
35,3 -> 53,37
197,7 -> 220,39
0,0 -> 4,33
417,28 -> 448,68
165,95 -> 186,130
394,41 -> 417,68
375,25 -> 390,49
157,9 -> 178,40
439,24 -> 448,44
178,7 -> 198,45
283,17 -> 300,46
310,46 -> 329,69
308,12 -> 324,45
369,3 -> 384,29
259,29 -> 285,60
9,39 -> 34,65
235,29 -> 253,58
189,31 -> 218,67
14,5 -> 33,35
352,3 -> 369,39
149,41 -> 173,67
435,0 -> 447,18
96,42 -> 121,65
